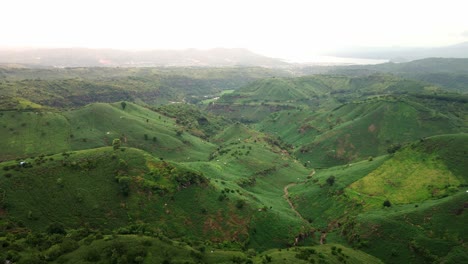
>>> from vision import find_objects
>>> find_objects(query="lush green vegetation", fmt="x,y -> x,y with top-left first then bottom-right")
0,67 -> 290,108
0,102 -> 216,162
288,134 -> 468,263
0,64 -> 466,263
308,58 -> 468,93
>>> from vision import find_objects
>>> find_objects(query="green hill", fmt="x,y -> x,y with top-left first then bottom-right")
185,124 -> 314,250
0,65 -> 467,263
0,66 -> 290,107
0,123 -> 313,246
209,74 -> 444,123
0,102 -> 216,162
322,58 -> 468,93
1,232 -> 384,264
0,147 -> 252,240
258,244 -> 383,264
288,134 -> 468,263
258,96 -> 466,167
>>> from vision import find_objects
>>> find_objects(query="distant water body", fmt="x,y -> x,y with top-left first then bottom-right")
288,56 -> 388,66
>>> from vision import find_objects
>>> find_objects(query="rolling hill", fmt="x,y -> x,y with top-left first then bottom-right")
0,102 -> 216,162
276,96 -> 466,167
0,63 -> 466,263
208,74 -> 448,122
0,66 -> 290,107
210,74 -> 466,166
308,58 -> 468,93
288,134 -> 468,263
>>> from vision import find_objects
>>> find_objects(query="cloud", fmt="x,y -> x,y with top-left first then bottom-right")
462,30 -> 468,38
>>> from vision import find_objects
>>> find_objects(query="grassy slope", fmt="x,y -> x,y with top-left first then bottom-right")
0,147 -> 252,243
259,244 -> 383,264
60,236 -> 383,264
208,74 -> 439,122
0,122 -> 319,251
289,134 -> 468,263
348,134 -> 467,208
0,68 -> 466,262
0,67 -> 291,107
66,102 -> 216,161
208,75 -> 341,122
184,123 -> 313,250
0,111 -> 71,160
0,110 -> 319,251
331,58 -> 468,93
0,102 -> 216,162
348,148 -> 460,206
352,191 -> 467,263
289,155 -> 390,229
259,97 -> 465,167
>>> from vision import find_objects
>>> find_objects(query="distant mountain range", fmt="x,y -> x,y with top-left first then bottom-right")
0,47 -> 289,68
1,42 -> 468,67
329,42 -> 468,62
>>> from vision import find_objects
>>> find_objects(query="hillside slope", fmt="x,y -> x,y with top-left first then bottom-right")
289,134 -> 468,263
258,95 -> 466,167
320,58 -> 468,93
208,74 -> 445,122
0,66 -> 290,107
0,147 -> 252,242
0,102 -> 216,162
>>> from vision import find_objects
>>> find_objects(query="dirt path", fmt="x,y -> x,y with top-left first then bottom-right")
283,183 -> 306,221
283,170 -> 315,223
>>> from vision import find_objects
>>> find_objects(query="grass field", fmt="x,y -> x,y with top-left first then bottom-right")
0,102 -> 217,162
0,68 -> 467,263
288,134 -> 468,263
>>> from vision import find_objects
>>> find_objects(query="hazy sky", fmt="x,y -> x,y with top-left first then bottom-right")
2,0 -> 468,61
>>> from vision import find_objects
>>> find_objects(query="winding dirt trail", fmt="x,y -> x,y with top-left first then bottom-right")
283,183 -> 306,221
283,170 -> 315,223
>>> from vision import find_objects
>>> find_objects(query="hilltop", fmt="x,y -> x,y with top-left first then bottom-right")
0,102 -> 217,162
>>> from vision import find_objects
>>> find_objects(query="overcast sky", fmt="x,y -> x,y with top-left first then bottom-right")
2,0 -> 468,61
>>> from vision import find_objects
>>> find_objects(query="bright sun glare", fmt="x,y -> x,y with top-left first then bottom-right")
1,0 -> 468,61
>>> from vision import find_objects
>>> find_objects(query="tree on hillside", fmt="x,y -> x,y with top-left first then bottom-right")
387,143 -> 401,154
326,176 -> 336,186
121,101 -> 127,110
47,222 -> 66,235
118,176 -> 131,196
113,138 -> 121,150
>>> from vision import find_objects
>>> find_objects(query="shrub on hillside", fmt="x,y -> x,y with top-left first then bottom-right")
383,200 -> 392,207
117,177 -> 131,196
387,144 -> 402,154
85,248 -> 101,262
112,138 -> 121,150
47,223 -> 66,235
326,176 -> 336,186
236,199 -> 246,209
